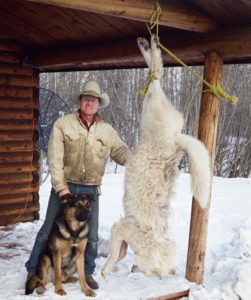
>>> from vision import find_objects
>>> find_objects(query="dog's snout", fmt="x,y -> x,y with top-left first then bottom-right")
76,210 -> 91,222
75,200 -> 91,222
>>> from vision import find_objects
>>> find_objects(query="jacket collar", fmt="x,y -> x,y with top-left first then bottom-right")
78,111 -> 102,131
77,110 -> 102,123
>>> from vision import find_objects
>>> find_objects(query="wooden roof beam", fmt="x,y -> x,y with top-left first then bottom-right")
26,0 -> 217,33
29,25 -> 251,71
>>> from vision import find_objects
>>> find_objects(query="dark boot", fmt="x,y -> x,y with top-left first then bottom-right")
86,275 -> 99,289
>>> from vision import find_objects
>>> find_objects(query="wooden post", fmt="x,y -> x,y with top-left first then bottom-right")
185,51 -> 222,284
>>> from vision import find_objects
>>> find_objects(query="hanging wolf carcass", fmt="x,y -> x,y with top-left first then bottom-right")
102,36 -> 211,279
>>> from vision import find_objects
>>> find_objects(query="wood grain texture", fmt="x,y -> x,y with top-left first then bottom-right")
186,51 -> 222,284
0,45 -> 40,225
27,0 -> 217,32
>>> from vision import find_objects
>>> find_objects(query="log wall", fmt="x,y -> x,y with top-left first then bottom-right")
0,39 -> 40,226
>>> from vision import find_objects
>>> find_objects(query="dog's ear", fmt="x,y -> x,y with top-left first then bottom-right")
78,192 -> 95,202
60,193 -> 76,204
87,193 -> 95,202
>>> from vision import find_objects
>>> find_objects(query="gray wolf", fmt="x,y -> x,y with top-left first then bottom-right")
101,36 -> 210,279
25,193 -> 96,297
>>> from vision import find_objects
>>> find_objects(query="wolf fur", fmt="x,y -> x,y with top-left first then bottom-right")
101,36 -> 211,278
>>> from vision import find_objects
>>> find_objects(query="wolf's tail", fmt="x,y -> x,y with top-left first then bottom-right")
25,274 -> 40,295
176,133 -> 211,208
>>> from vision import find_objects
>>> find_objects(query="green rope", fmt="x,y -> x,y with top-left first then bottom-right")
149,1 -> 161,37
158,43 -> 238,105
141,2 -> 238,105
139,71 -> 158,96
139,2 -> 162,96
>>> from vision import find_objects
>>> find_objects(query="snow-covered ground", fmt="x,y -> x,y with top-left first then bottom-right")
0,171 -> 250,300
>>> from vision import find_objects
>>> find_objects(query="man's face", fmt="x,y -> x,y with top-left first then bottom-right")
80,95 -> 100,116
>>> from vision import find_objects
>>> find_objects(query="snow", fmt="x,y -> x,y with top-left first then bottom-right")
0,171 -> 251,300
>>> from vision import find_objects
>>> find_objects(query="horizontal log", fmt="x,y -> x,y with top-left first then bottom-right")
0,164 -> 39,175
0,52 -> 21,64
0,185 -> 39,196
0,96 -> 35,109
0,212 -> 39,226
0,108 -> 38,119
0,130 -> 39,142
0,63 -> 33,75
0,160 -> 39,168
0,150 -> 40,163
0,176 -> 33,186
0,141 -> 38,152
0,134 -> 34,142
147,289 -> 190,300
0,181 -> 38,190
0,171 -> 32,180
0,202 -> 39,217
0,86 -> 33,97
33,25 -> 251,70
0,129 -> 37,135
0,40 -> 28,52
0,157 -> 33,164
0,194 -> 34,205
0,191 -> 39,202
0,75 -> 38,87
0,123 -> 36,130
28,0 -> 217,32
0,111 -> 34,119
0,118 -> 38,127
0,171 -> 39,186
0,151 -> 33,163
0,97 -> 38,109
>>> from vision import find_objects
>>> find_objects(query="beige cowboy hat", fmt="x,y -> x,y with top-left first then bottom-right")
80,80 -> 110,108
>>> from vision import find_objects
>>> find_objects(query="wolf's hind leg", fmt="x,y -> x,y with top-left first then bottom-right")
137,37 -> 151,68
150,34 -> 163,79
101,222 -> 127,278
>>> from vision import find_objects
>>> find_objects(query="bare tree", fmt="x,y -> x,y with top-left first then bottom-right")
39,63 -> 251,178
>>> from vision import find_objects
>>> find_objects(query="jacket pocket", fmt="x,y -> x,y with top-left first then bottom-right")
64,133 -> 81,157
96,138 -> 110,159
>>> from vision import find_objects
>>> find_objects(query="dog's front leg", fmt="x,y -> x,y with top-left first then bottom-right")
76,240 -> 95,297
53,251 -> 66,295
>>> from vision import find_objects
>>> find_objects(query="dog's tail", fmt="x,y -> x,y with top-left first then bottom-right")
176,133 -> 211,208
25,274 -> 40,295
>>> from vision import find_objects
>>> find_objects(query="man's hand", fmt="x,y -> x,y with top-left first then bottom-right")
58,188 -> 70,198
58,188 -> 75,202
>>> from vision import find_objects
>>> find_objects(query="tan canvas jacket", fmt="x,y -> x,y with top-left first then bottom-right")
48,113 -> 128,192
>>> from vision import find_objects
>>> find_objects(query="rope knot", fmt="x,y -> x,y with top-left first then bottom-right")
142,2 -> 238,105
139,71 -> 158,96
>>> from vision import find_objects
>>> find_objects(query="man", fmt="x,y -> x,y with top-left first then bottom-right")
25,80 -> 128,290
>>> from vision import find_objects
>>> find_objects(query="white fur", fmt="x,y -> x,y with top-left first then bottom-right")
102,36 -> 211,279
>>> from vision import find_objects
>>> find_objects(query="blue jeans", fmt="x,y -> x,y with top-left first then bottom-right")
25,183 -> 99,276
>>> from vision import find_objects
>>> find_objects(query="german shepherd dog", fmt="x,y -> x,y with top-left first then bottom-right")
25,193 -> 96,297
